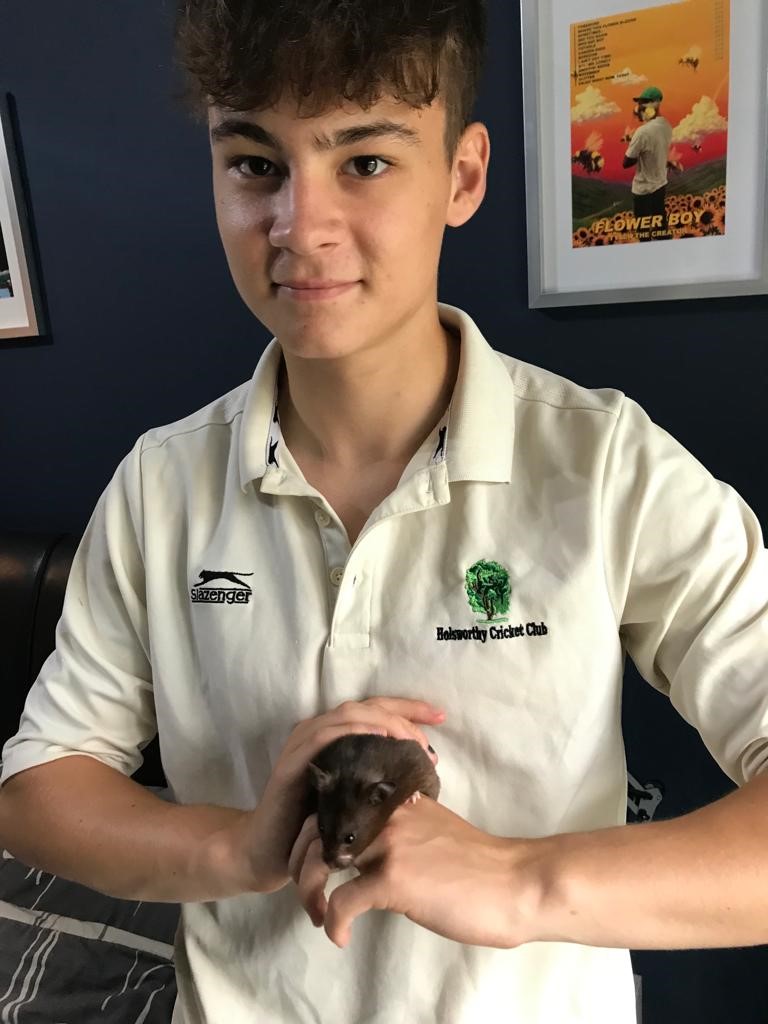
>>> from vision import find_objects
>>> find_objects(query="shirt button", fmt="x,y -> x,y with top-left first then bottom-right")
314,509 -> 331,527
329,566 -> 345,586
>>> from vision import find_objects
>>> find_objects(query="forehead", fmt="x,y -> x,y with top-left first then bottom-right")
207,94 -> 445,153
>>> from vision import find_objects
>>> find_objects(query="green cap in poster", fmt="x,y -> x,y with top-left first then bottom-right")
633,85 -> 664,103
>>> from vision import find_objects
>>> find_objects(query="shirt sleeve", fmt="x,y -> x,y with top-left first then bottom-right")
601,396 -> 768,787
0,434 -> 157,787
625,127 -> 645,159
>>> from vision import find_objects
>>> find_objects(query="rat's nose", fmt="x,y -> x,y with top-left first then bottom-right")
331,853 -> 355,869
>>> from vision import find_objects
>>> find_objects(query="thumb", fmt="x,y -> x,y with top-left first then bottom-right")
324,872 -> 391,948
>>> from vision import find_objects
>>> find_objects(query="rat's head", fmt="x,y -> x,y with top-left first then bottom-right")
307,760 -> 397,869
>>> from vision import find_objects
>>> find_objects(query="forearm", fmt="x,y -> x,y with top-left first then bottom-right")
0,755 -> 254,903
528,770 -> 768,949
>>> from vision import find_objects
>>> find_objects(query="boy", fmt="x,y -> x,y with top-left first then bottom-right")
2,2 -> 768,1022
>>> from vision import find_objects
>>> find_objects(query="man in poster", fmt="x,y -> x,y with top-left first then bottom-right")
623,85 -> 674,241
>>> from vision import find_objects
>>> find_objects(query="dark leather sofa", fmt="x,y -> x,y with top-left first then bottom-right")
0,531 -> 166,787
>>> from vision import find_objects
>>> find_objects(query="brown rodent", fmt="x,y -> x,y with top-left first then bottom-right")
306,734 -> 441,870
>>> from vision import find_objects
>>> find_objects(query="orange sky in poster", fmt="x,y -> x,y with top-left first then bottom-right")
570,0 -> 730,182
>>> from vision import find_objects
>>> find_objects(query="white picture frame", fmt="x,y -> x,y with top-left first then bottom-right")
520,0 -> 768,307
0,91 -> 46,339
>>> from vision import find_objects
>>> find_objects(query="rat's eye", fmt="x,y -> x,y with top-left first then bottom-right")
343,833 -> 356,846
318,825 -> 324,834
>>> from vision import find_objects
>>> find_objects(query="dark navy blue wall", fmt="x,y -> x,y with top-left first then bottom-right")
2,3 -> 767,1020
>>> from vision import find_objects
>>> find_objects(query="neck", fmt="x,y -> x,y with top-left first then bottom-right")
276,305 -> 460,472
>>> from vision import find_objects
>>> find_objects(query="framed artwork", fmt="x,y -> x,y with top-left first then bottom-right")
0,92 -> 46,339
520,0 -> 768,307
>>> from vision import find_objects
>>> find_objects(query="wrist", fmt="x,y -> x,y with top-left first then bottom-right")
203,808 -> 263,897
206,806 -> 292,896
502,833 -> 567,947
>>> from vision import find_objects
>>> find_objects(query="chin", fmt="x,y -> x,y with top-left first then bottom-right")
269,310 -> 382,360
278,334 -> 368,361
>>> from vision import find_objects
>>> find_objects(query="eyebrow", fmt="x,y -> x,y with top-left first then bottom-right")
209,117 -> 422,152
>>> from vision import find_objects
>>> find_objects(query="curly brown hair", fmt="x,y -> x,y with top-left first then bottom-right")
172,0 -> 487,168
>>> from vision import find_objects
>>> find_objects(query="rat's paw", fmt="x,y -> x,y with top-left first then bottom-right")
405,791 -> 422,806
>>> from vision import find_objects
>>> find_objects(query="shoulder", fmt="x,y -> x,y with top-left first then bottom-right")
140,379 -> 251,455
493,349 -> 625,419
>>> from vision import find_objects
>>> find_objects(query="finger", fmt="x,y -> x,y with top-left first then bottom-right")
349,797 -> 434,873
288,813 -> 320,886
290,699 -> 444,749
324,871 -> 391,949
361,697 -> 446,724
296,837 -> 331,926
363,699 -> 445,750
331,699 -> 444,755
290,714 -> 440,771
281,722 -> 390,781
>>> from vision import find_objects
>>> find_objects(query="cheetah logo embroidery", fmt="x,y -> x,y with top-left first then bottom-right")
432,425 -> 447,462
194,570 -> 254,588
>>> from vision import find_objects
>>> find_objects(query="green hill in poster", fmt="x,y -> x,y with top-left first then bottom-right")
573,158 -> 726,233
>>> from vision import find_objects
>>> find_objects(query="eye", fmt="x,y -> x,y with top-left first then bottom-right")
225,154 -> 392,181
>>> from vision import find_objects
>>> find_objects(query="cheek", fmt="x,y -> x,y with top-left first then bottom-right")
213,176 -> 265,239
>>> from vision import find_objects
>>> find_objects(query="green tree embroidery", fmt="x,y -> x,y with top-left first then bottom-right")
465,560 -> 511,621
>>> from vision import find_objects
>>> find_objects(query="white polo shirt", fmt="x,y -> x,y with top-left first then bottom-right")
4,301 -> 768,1024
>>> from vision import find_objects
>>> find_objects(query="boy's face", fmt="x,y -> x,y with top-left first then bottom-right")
207,93 -> 480,362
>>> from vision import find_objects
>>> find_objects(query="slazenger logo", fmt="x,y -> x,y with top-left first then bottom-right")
435,558 -> 549,642
190,569 -> 254,605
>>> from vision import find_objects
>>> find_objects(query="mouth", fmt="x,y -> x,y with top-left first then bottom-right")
327,853 -> 355,869
274,281 -> 360,302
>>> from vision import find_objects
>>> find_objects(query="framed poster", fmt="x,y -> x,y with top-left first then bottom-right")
0,92 -> 46,339
521,0 -> 768,307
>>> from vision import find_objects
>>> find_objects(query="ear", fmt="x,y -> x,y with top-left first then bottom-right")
446,121 -> 491,229
308,762 -> 334,791
368,781 -> 397,805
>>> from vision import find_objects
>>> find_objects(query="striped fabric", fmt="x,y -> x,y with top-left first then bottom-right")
0,786 -> 179,1022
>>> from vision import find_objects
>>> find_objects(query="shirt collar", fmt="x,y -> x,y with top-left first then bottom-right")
238,302 -> 514,493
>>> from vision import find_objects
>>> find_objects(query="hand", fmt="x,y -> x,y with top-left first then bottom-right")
230,698 -> 444,894
289,794 -> 540,949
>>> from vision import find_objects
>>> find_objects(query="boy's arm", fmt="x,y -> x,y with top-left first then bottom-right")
1,706 -> 444,908
0,755 -> 255,902
532,768 -> 768,948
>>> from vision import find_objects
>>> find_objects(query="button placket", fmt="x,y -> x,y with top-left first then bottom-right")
311,501 -> 351,594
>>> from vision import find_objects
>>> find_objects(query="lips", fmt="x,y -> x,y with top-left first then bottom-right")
275,279 -> 356,289
274,280 -> 360,301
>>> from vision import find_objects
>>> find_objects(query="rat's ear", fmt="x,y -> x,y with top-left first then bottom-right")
369,781 -> 397,805
308,762 -> 335,791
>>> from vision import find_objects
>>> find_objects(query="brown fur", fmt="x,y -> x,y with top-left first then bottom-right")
306,734 -> 441,869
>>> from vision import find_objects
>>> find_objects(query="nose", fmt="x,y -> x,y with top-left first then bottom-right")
268,170 -> 340,254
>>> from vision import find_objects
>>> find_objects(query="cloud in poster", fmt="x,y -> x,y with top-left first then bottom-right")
672,94 -> 728,144
571,85 -> 620,123
610,67 -> 648,87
